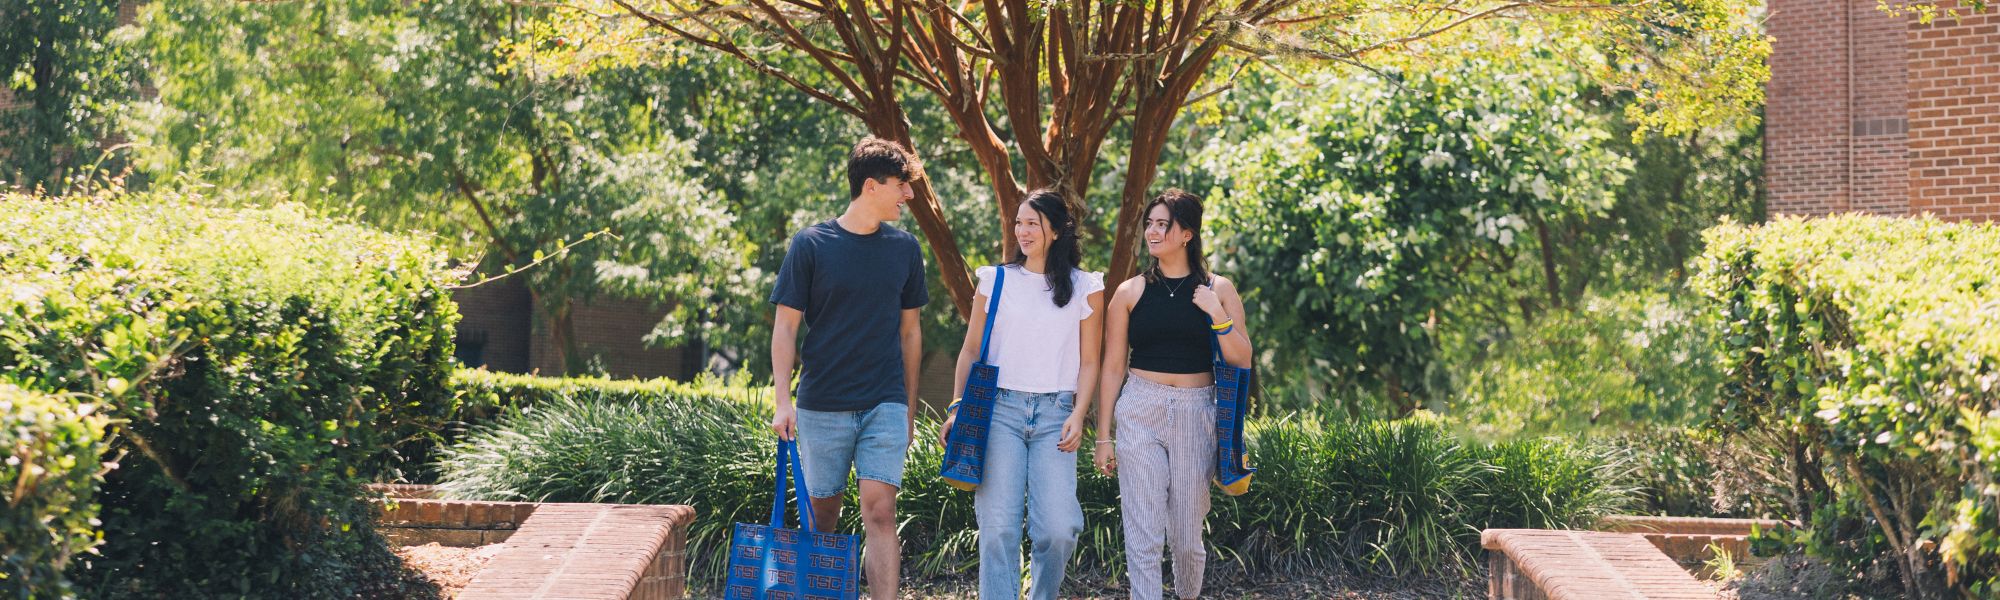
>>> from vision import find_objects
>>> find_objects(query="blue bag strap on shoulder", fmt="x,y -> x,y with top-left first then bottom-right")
769,440 -> 817,528
1202,276 -> 1228,365
975,266 -> 1006,363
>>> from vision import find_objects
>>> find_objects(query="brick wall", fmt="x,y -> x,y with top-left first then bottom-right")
1907,2 -> 2000,219
451,279 -> 694,381
451,282 -> 976,403
1851,1 -> 1911,214
1767,0 -> 1856,213
375,496 -> 540,547
1482,529 -> 1718,600
528,295 -> 688,379
1768,0 -> 1998,218
459,503 -> 695,600
452,278 -> 534,373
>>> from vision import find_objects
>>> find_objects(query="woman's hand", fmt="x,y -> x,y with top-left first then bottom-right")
1058,412 -> 1085,453
939,411 -> 956,448
1094,441 -> 1117,477
1192,284 -> 1226,320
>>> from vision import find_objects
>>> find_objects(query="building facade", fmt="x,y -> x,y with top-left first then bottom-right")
1767,0 -> 2000,217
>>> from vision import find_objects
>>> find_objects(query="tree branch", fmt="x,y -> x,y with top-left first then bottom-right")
604,0 -> 868,116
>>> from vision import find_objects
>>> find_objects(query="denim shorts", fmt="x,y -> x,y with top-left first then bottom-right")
795,402 -> 911,498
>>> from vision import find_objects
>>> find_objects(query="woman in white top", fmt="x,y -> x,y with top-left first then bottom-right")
942,188 -> 1105,600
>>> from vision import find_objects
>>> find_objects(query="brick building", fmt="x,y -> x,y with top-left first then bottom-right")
449,280 -> 961,408
1767,0 -> 2000,217
450,279 -> 696,379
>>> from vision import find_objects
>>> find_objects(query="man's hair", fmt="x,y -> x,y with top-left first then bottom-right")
846,136 -> 920,199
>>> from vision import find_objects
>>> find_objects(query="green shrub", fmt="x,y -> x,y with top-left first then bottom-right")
1199,56 -> 1631,416
0,384 -> 110,599
437,375 -> 1637,586
1692,215 -> 2000,598
0,193 -> 456,598
1449,287 -> 1724,437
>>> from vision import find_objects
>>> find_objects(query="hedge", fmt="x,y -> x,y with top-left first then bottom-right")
1693,214 -> 2000,597
436,370 -> 1637,589
0,193 -> 458,598
0,384 -> 110,599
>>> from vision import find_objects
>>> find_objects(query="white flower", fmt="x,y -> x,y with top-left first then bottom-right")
1420,147 -> 1454,170
1531,174 -> 1553,201
10,283 -> 43,304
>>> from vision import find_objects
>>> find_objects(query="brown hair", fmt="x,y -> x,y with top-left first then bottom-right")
1141,188 -> 1210,286
845,136 -> 921,199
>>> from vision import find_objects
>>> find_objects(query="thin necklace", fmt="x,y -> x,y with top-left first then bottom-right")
1161,273 -> 1190,298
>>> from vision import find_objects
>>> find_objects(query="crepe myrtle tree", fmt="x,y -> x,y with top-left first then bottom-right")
519,0 -> 1765,318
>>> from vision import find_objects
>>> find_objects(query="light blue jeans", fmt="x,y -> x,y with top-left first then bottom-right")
975,389 -> 1084,600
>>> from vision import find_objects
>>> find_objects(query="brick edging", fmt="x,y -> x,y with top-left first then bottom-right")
1595,515 -> 1788,536
1592,515 -> 1796,570
369,484 -> 541,547
366,483 -> 441,499
459,503 -> 697,600
1482,529 -> 1717,599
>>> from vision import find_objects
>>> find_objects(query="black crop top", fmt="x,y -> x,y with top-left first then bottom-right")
1127,275 -> 1214,374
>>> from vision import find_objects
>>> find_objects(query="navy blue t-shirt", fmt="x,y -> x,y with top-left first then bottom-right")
769,219 -> 930,412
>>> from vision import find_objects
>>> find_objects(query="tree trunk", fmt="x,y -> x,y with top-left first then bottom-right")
548,299 -> 581,375
1384,369 -> 1414,416
859,110 -> 975,318
1107,33 -> 1226,286
1532,213 -> 1564,311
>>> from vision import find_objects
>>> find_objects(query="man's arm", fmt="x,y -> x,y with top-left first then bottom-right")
771,305 -> 804,440
900,307 -> 923,439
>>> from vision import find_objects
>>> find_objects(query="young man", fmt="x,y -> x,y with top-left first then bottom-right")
768,136 -> 928,600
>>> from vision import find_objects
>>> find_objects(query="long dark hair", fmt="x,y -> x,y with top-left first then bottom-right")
1008,188 -> 1083,307
1142,188 -> 1211,286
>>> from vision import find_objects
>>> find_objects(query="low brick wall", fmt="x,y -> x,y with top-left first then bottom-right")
368,484 -> 538,547
1596,516 -> 1786,537
368,484 -> 697,599
1483,529 -> 1718,600
459,503 -> 696,600
1596,516 -> 1791,576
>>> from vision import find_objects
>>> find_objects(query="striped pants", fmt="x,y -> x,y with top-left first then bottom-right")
1115,374 -> 1215,600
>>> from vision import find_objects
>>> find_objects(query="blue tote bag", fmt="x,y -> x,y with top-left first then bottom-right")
725,440 -> 861,600
940,266 -> 1007,491
1211,322 -> 1256,496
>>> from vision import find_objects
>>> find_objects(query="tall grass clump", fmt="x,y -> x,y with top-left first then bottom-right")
437,374 -> 1638,588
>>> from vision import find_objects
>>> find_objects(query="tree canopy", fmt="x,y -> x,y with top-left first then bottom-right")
523,0 -> 1769,317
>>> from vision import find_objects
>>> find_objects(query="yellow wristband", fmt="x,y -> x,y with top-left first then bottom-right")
1210,319 -> 1234,331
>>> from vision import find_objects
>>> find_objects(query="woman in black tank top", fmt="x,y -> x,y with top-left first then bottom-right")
1092,189 -> 1252,600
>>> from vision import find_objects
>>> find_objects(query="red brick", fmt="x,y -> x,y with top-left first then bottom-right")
415,499 -> 445,524
1772,0 -> 2000,218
